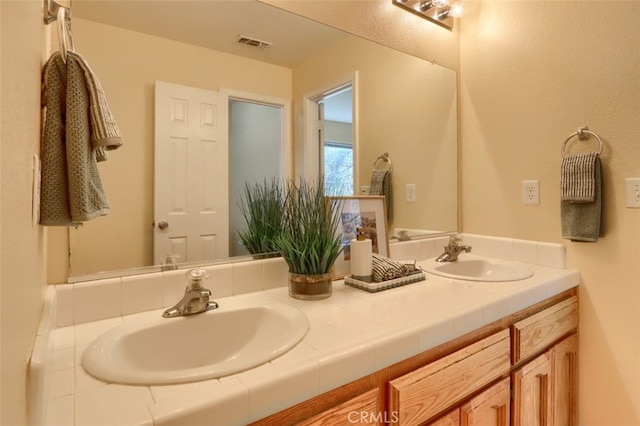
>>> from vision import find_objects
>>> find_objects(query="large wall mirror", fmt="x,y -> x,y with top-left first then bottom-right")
65,0 -> 458,279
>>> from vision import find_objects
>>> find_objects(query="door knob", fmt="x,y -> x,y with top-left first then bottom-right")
158,221 -> 169,230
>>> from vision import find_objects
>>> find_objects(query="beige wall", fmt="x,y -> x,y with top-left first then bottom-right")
0,1 -> 49,424
4,1 -> 638,425
459,2 -> 640,424
58,19 -> 292,278
292,35 -> 458,233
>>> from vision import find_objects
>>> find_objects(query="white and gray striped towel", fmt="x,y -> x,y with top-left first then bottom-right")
561,151 -> 598,202
371,253 -> 410,282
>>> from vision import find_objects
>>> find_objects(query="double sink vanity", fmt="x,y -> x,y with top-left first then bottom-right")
33,234 -> 580,425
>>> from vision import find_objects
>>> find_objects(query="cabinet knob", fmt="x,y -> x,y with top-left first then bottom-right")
157,221 -> 169,230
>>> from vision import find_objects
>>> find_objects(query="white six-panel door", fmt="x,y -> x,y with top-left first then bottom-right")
154,81 -> 229,265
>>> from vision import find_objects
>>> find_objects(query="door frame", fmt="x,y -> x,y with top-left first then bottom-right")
302,72 -> 358,189
220,88 -> 292,181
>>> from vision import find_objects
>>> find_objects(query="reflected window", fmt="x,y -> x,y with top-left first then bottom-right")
324,141 -> 353,196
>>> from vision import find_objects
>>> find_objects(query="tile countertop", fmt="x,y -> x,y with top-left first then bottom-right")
46,259 -> 580,426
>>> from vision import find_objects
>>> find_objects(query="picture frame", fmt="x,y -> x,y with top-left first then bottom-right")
327,196 -> 389,279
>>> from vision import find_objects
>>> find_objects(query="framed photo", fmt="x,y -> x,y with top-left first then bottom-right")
327,196 -> 389,279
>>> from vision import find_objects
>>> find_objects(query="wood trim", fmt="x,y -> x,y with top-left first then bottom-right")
249,372 -> 383,426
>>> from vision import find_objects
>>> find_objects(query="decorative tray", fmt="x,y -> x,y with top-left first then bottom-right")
344,271 -> 426,293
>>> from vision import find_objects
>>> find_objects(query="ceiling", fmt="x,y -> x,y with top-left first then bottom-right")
72,0 -> 348,69
72,0 -> 354,123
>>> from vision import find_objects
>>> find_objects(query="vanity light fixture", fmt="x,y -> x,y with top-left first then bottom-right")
393,0 -> 464,30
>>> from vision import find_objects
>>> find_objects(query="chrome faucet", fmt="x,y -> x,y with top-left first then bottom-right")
436,234 -> 472,262
160,254 -> 179,271
162,268 -> 219,318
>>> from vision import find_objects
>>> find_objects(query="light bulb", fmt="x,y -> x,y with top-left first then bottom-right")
449,2 -> 464,17
433,0 -> 450,7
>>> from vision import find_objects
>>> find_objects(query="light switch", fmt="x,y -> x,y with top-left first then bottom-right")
406,184 -> 416,202
625,178 -> 640,208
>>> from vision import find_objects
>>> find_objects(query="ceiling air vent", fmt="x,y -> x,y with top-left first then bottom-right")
237,35 -> 272,50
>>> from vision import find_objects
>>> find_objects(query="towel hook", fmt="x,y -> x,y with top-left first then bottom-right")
373,153 -> 392,172
44,0 -> 75,63
561,126 -> 603,157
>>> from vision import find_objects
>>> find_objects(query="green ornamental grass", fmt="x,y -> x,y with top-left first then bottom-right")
276,179 -> 344,275
237,179 -> 285,255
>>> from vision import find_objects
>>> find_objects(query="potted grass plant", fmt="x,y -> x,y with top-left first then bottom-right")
237,179 -> 285,255
276,178 -> 344,300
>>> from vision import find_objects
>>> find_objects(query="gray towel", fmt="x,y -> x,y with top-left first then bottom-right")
561,152 -> 598,202
369,170 -> 393,223
561,156 -> 604,242
40,52 -> 122,226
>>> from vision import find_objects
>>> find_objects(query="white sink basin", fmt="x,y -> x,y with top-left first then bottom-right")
82,300 -> 309,385
422,256 -> 534,282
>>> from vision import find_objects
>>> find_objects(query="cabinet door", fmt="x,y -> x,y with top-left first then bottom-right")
553,334 -> 578,426
512,296 -> 578,365
460,378 -> 510,426
512,351 -> 552,426
427,409 -> 460,426
389,330 -> 510,426
297,388 -> 379,426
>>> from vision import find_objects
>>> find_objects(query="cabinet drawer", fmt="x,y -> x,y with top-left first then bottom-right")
388,329 -> 510,426
512,296 -> 578,364
297,388 -> 379,426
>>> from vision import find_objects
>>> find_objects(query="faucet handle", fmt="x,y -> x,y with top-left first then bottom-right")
186,268 -> 209,290
448,233 -> 462,246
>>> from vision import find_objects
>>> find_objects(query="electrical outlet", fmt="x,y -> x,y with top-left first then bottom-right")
360,186 -> 371,195
625,178 -> 640,208
406,184 -> 416,202
522,180 -> 539,205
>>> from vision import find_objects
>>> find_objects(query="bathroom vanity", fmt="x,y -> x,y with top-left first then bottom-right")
253,289 -> 577,425
33,235 -> 580,426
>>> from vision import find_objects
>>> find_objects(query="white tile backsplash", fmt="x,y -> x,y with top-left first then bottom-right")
73,278 -> 121,324
56,235 -> 566,327
262,256 -> 289,290
513,240 -> 538,264
55,284 -> 73,328
121,273 -> 164,315
232,261 -> 264,295
537,242 -> 567,268
204,263 -> 234,299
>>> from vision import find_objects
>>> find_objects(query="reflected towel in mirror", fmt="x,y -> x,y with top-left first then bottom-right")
369,170 -> 392,222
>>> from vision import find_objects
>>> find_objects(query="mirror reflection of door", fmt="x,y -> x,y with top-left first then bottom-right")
318,85 -> 354,196
228,99 -> 285,256
154,81 -> 230,265
155,82 -> 288,262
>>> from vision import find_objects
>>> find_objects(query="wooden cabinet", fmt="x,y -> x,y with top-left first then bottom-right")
253,290 -> 578,426
428,409 -> 460,426
512,351 -> 552,426
460,378 -> 511,426
389,330 -> 510,426
511,333 -> 578,426
552,334 -> 578,426
511,295 -> 578,426
297,389 -> 380,426
512,296 -> 578,364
